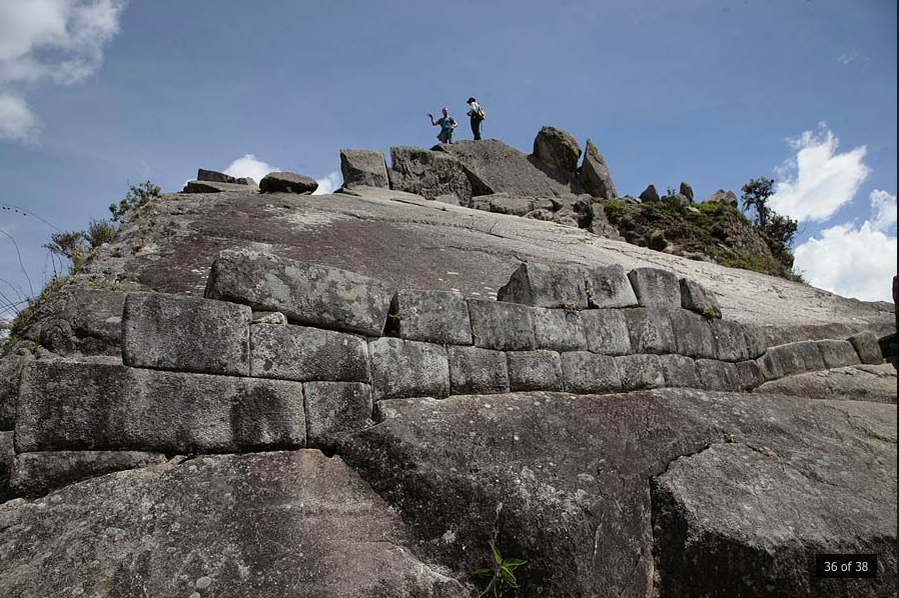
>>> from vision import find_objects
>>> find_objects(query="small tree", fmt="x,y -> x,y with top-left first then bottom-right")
109,180 -> 161,223
741,177 -> 774,231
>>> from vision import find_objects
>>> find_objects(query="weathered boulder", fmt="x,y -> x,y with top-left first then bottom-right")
532,126 -> 581,174
639,185 -> 661,203
122,293 -> 251,376
497,262 -> 588,308
10,450 -> 166,497
679,278 -> 722,318
679,181 -> 694,202
197,168 -> 255,186
390,289 -> 473,345
339,149 -> 390,189
183,180 -> 255,194
260,171 -> 319,194
205,249 -> 394,336
705,189 -> 739,208
579,139 -> 618,199
388,146 -> 472,204
628,267 -> 682,309
249,324 -> 370,382
756,363 -> 897,404
469,194 -> 555,216
0,451 -> 468,597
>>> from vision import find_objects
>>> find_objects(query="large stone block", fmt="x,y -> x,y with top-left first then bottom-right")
497,262 -> 588,309
696,359 -> 739,391
708,319 -> 750,362
667,309 -> 716,359
849,331 -> 884,364
390,289 -> 472,345
584,264 -> 638,309
506,351 -> 563,392
532,307 -> 588,351
627,268 -> 681,309
448,346 -> 509,395
260,171 -> 318,194
250,324 -> 369,382
787,340 -> 827,372
580,309 -> 631,355
11,451 -> 167,498
659,354 -> 702,389
756,351 -> 784,382
734,360 -> 764,391
623,308 -> 676,355
205,249 -> 394,336
0,431 -> 12,502
467,299 -> 536,351
0,354 -> 30,430
615,354 -> 665,391
16,361 -> 306,453
765,344 -> 807,377
339,149 -> 390,189
388,146 -> 472,204
304,382 -> 372,450
560,352 -> 621,394
817,339 -> 862,369
579,140 -> 618,199
368,338 -> 449,401
741,324 -> 768,360
533,126 -> 581,174
678,278 -> 722,319
122,293 -> 251,376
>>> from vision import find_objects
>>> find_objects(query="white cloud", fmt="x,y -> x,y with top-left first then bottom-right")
0,0 -> 126,142
794,190 -> 898,302
0,92 -> 41,141
223,154 -> 278,184
313,171 -> 342,195
770,123 -> 870,223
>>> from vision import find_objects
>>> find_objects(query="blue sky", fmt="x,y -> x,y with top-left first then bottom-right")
1,0 -> 896,320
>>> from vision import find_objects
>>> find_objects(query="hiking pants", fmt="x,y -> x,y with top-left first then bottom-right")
470,117 -> 482,140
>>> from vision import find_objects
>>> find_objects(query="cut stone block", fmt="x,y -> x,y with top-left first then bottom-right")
784,340 -> 827,372
765,344 -> 807,377
659,354 -> 702,389
734,360 -> 764,391
205,249 -> 394,336
0,431 -> 12,502
368,338 -> 449,401
340,149 -> 390,189
506,351 -> 563,392
627,268 -> 681,309
0,354 -> 30,430
560,352 -> 621,394
615,354 -> 665,391
580,309 -> 631,355
667,309 -> 716,359
252,311 -> 288,325
532,307 -> 588,351
260,171 -> 318,194
391,289 -> 472,345
250,324 -> 369,382
848,331 -> 884,364
708,319 -> 750,362
122,293 -> 251,376
816,339 -> 862,369
584,264 -> 638,309
448,346 -> 509,395
16,361 -> 306,453
623,308 -> 676,355
741,324 -> 768,360
11,451 -> 167,497
756,351 -> 784,382
497,262 -> 588,309
696,359 -> 739,391
467,299 -> 536,351
304,382 -> 373,449
679,278 -> 722,319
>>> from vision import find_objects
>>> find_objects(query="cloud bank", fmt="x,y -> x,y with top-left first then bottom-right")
0,0 -> 127,142
313,171 -> 342,195
223,154 -> 278,183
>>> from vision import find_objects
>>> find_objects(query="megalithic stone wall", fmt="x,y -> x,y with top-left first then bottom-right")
8,251 -> 884,498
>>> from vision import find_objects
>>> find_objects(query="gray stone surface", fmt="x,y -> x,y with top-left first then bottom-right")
616,354 -> 665,391
16,361 -> 306,453
391,289 -> 472,345
205,249 -> 394,336
849,330 -> 884,364
0,451 -> 467,597
624,308 -> 676,354
696,359 -> 739,391
10,451 -> 167,497
183,180 -> 254,194
0,431 -> 12,502
704,189 -> 739,207
122,293 -> 251,376
756,364 -> 897,404
560,351 -> 621,393
340,149 -> 390,189
708,318 -> 750,362
579,140 -> 618,199
368,338 -> 449,401
580,309 -> 632,355
252,310 -> 287,325
0,354 -> 29,430
260,171 -> 318,194
533,126 -> 581,174
679,278 -> 722,318
733,359 -> 764,391
197,169 -> 255,186
447,346 -> 509,395
659,354 -> 702,388
469,194 -> 555,216
628,267 -> 682,309
766,342 -> 809,377
467,299 -> 536,351
250,324 -> 370,382
506,350 -> 563,392
497,262 -> 588,308
340,389 -> 896,597
757,350 -> 785,381
818,339 -> 862,369
584,264 -> 638,308
668,308 -> 717,359
741,323 -> 768,359
388,146 -> 472,204
639,184 -> 660,203
304,382 -> 373,449
531,307 -> 589,351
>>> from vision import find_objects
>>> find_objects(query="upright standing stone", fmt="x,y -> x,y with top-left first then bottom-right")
122,293 -> 251,376
579,140 -> 618,199
368,338 -> 450,401
340,149 -> 390,189
390,289 -> 473,345
260,172 -> 319,194
533,126 -> 582,174
250,324 -> 370,382
467,300 -> 536,351
628,268 -> 682,309
639,185 -> 661,203
498,262 -> 589,309
205,249 -> 394,336
584,264 -> 639,309
678,182 -> 694,202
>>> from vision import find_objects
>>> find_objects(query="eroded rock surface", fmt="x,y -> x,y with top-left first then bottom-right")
756,363 -> 897,404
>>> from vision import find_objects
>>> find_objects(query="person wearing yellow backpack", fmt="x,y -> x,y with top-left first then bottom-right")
466,97 -> 486,140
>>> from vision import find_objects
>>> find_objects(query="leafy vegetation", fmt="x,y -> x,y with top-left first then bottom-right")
472,543 -> 526,597
109,180 -> 161,223
740,177 -> 798,271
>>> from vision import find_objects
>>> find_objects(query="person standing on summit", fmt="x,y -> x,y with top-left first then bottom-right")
428,107 -> 457,144
466,97 -> 485,140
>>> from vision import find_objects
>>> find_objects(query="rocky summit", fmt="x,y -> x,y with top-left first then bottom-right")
0,127 -> 896,597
